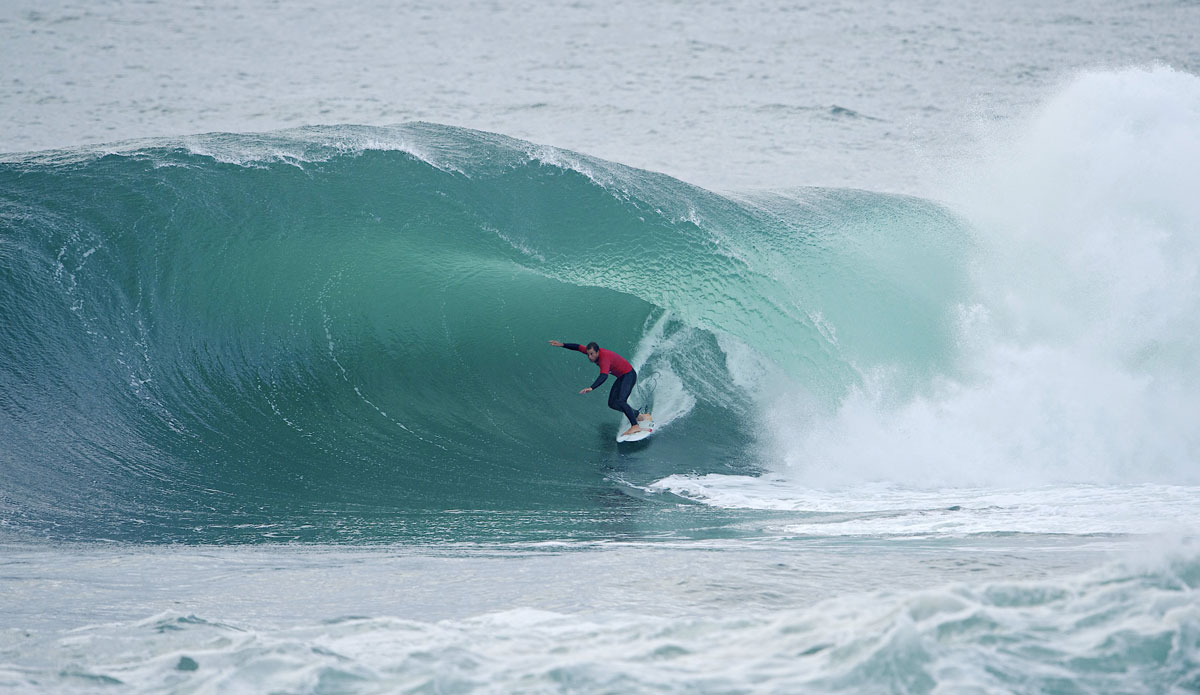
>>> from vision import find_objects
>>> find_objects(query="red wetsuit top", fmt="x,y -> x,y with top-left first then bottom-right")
561,343 -> 633,389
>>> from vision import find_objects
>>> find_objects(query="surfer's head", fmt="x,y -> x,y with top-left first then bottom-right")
586,342 -> 600,362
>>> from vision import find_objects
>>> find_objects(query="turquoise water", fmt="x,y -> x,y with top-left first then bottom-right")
3,1 -> 1200,692
0,123 -> 969,542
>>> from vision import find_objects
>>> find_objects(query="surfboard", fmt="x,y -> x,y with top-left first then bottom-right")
617,428 -> 653,443
616,415 -> 654,443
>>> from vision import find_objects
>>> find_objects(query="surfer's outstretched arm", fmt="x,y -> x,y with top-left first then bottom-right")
578,373 -> 608,394
550,339 -> 615,393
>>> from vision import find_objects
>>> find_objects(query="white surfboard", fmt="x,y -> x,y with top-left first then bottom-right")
616,416 -> 654,443
616,428 -> 653,443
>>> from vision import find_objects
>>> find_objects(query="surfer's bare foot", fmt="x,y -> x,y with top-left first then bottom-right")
623,425 -> 643,436
638,413 -> 652,422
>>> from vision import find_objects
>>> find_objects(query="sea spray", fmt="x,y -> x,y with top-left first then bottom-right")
714,67 -> 1200,502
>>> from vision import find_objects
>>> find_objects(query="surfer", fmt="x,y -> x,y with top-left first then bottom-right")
549,340 -> 652,437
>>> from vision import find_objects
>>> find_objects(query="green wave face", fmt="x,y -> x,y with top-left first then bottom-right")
0,124 -> 969,541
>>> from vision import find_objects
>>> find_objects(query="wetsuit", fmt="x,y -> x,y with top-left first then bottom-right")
559,343 -> 640,427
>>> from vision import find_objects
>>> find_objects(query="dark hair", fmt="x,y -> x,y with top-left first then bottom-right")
586,342 -> 600,352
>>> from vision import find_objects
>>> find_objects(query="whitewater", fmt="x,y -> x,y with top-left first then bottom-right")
3,1 -> 1200,693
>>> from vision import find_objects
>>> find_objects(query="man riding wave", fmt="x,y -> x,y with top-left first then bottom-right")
549,340 -> 652,437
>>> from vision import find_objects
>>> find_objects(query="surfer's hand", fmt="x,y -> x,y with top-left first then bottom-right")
579,388 -> 592,394
548,340 -> 563,347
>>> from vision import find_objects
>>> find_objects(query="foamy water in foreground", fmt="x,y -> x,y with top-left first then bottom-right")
4,538 -> 1196,694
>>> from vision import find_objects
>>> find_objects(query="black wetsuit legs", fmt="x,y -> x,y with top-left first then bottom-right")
608,370 -> 639,427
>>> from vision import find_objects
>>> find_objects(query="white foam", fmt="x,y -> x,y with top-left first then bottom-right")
647,477 -> 1200,536
704,68 -> 1200,512
624,311 -> 696,431
7,545 -> 1197,694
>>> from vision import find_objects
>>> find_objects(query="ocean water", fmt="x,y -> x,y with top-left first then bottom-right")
2,1 -> 1200,693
